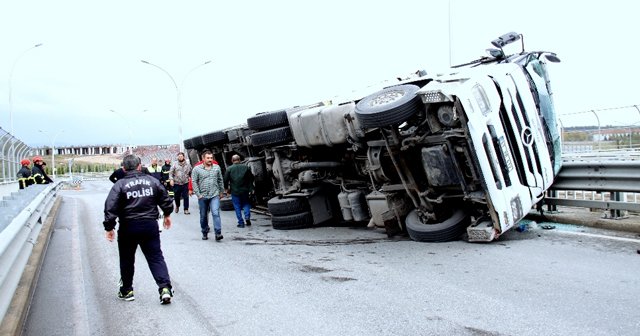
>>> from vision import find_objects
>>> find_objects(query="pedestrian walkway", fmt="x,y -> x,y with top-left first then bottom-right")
0,182 -> 17,200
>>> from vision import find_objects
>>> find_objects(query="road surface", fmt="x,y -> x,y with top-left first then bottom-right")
23,181 -> 640,335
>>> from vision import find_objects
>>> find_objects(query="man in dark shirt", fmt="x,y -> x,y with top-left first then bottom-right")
109,164 -> 126,183
160,158 -> 174,197
17,159 -> 34,189
224,154 -> 254,228
31,156 -> 53,184
103,155 -> 175,304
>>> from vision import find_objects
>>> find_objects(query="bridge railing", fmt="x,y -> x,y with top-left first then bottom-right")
0,181 -> 62,324
0,127 -> 31,184
546,161 -> 640,217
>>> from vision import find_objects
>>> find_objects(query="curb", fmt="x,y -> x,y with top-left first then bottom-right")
527,206 -> 640,234
0,197 -> 62,336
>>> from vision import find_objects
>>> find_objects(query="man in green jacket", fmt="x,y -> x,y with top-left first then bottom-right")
224,154 -> 254,228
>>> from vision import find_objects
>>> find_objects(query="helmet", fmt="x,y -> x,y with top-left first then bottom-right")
32,156 -> 43,163
20,159 -> 30,166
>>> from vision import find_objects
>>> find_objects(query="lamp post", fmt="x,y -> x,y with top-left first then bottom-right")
39,129 -> 63,179
110,109 -> 134,154
140,60 -> 211,152
9,43 -> 43,136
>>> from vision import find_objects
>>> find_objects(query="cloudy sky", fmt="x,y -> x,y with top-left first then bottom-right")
1,0 -> 639,147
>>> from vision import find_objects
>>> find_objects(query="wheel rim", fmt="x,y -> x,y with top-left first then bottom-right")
367,89 -> 406,108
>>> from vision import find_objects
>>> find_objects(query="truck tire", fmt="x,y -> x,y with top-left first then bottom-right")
187,149 -> 200,166
184,138 -> 194,150
220,197 -> 234,211
405,208 -> 469,242
267,196 -> 309,216
192,135 -> 205,150
247,158 -> 266,182
355,84 -> 422,128
250,126 -> 293,147
201,130 -> 228,146
247,110 -> 289,131
271,211 -> 313,230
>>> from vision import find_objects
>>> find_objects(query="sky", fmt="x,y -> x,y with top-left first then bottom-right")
1,0 -> 639,147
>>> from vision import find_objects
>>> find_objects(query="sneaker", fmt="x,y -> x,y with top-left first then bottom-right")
245,219 -> 251,226
118,290 -> 135,301
202,232 -> 208,240
184,210 -> 190,215
215,234 -> 223,241
237,223 -> 245,228
159,288 -> 173,305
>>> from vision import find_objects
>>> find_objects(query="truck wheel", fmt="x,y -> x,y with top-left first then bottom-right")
247,158 -> 266,182
187,149 -> 200,166
405,208 -> 469,242
250,126 -> 293,147
184,138 -> 195,150
220,197 -> 235,211
355,84 -> 422,128
247,110 -> 289,131
272,211 -> 313,230
192,136 -> 205,150
201,130 -> 228,146
267,196 -> 309,216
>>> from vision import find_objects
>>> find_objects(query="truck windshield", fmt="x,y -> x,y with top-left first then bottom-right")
526,59 -> 562,175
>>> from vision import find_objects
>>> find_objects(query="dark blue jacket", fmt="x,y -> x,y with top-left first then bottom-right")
103,170 -> 174,231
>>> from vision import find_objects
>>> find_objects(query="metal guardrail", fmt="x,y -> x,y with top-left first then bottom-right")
546,161 -> 640,214
562,149 -> 640,162
552,161 -> 640,192
0,181 -> 61,324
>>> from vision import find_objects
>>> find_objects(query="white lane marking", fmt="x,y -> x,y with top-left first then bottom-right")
554,229 -> 640,243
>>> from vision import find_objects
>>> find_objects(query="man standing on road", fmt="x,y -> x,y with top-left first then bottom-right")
147,157 -> 162,181
170,152 -> 192,215
109,163 -> 126,183
192,150 -> 225,241
224,154 -> 254,228
103,154 -> 175,304
188,151 -> 218,196
160,158 -> 174,197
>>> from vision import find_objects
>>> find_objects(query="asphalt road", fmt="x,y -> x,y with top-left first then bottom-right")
23,181 -> 640,336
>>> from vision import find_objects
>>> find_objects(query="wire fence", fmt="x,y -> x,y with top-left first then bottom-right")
560,104 -> 640,154
0,127 -> 31,184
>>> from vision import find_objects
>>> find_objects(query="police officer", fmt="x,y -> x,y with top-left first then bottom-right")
17,159 -> 34,189
103,155 -> 175,304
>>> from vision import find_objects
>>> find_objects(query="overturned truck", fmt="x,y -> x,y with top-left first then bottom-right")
184,32 -> 562,242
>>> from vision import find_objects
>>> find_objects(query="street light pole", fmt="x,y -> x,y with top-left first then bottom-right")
9,43 -> 43,136
110,109 -> 134,154
141,60 -> 211,152
39,129 -> 63,179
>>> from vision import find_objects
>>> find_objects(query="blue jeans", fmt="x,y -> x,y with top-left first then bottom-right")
231,193 -> 251,225
198,196 -> 221,234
